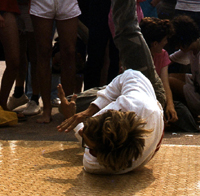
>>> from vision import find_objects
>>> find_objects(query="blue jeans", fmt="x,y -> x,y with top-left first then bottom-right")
140,0 -> 158,17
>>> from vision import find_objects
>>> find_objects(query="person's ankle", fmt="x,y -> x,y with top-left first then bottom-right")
31,94 -> 39,105
13,86 -> 24,98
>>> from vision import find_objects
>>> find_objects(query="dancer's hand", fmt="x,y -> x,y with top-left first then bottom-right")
57,84 -> 77,119
57,110 -> 89,133
57,104 -> 100,133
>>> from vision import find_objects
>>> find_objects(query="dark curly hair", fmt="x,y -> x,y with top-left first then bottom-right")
139,17 -> 173,48
170,15 -> 200,49
83,110 -> 152,171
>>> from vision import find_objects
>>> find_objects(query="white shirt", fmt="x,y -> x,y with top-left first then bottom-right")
170,50 -> 200,87
74,69 -> 164,174
175,0 -> 200,12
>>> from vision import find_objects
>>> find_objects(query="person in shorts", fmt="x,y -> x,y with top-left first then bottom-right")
0,0 -> 20,110
7,0 -> 41,116
30,0 -> 81,123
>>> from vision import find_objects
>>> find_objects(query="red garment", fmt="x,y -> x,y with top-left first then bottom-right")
0,0 -> 20,14
153,49 -> 171,77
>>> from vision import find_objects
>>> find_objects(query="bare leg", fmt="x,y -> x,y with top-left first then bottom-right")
27,31 -> 40,96
15,31 -> 28,88
31,16 -> 54,123
57,84 -> 77,119
0,12 -> 20,110
56,17 -> 78,96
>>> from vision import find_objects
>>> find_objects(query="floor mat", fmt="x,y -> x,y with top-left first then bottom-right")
0,141 -> 199,196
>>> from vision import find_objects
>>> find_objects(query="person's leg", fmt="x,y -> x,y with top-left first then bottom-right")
111,0 -> 166,107
27,31 -> 40,103
21,31 -> 41,116
0,12 -> 20,110
56,17 -> 78,96
14,31 -> 28,92
107,34 -> 119,84
84,0 -> 111,90
31,15 -> 54,123
168,73 -> 186,102
51,73 -> 61,106
7,31 -> 29,111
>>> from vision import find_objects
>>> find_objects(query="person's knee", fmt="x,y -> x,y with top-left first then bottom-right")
5,62 -> 19,75
5,54 -> 19,71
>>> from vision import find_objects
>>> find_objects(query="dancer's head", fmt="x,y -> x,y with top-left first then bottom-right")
81,110 -> 152,171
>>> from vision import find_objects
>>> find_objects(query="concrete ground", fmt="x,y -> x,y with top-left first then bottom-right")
0,61 -> 200,195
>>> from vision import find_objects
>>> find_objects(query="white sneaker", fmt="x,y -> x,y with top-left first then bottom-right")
22,100 -> 41,116
7,94 -> 29,111
51,98 -> 61,107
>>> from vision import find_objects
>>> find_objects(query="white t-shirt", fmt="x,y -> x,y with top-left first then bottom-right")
175,0 -> 200,12
74,69 -> 164,174
170,50 -> 200,87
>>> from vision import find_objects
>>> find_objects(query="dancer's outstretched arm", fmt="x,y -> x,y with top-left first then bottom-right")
57,83 -> 100,133
57,103 -> 99,133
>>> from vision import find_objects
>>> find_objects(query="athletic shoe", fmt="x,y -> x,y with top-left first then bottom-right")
22,100 -> 41,116
51,98 -> 61,107
7,94 -> 29,111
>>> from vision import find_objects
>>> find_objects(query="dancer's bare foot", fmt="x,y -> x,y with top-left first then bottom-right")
57,84 -> 77,119
36,109 -> 52,124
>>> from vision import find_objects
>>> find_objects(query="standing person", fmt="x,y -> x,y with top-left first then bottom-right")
58,0 -> 166,115
83,0 -> 118,90
7,0 -> 41,116
0,1 -> 20,110
57,69 -> 164,174
30,0 -> 81,123
175,0 -> 200,30
111,0 -> 166,108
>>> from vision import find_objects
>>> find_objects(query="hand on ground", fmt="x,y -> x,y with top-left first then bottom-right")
165,105 -> 178,123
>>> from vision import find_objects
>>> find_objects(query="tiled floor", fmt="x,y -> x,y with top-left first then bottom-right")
0,141 -> 200,196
